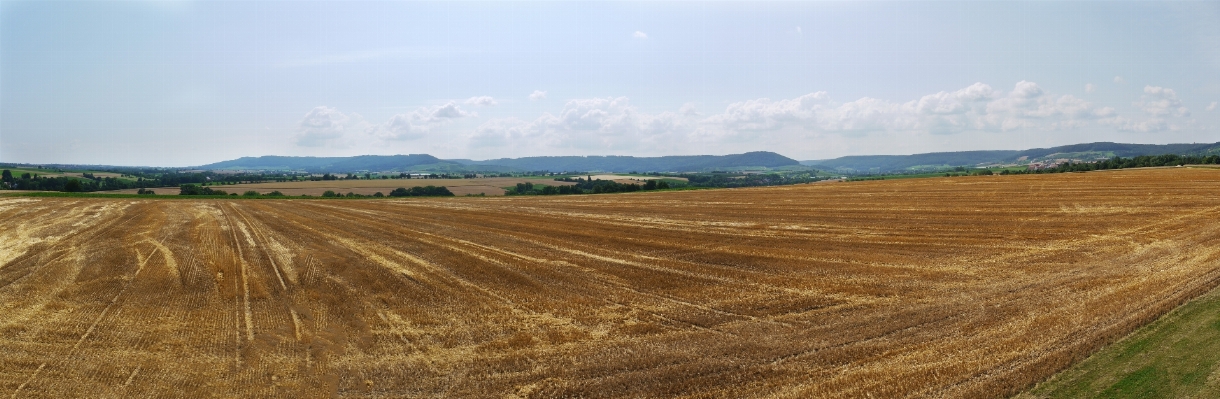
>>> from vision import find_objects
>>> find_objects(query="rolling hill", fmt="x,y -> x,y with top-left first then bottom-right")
448,151 -> 799,172
198,154 -> 453,173
803,141 -> 1220,172
197,151 -> 801,173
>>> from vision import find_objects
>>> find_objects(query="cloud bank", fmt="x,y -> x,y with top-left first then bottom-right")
294,102 -> 476,147
464,96 -> 497,107
295,81 -> 1195,156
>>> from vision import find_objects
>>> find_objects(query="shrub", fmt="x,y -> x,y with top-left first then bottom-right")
322,190 -> 338,197
243,191 -> 260,197
180,184 -> 227,196
373,192 -> 384,197
266,191 -> 285,196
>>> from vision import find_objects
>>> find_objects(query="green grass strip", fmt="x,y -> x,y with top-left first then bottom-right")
1020,283 -> 1220,398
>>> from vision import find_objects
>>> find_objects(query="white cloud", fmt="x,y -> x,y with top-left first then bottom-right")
702,81 -> 1105,135
1208,101 -> 1218,112
469,97 -> 693,151
295,102 -> 475,146
1114,76 -> 1126,84
294,106 -> 371,148
464,96 -> 497,106
633,31 -> 648,39
375,102 -> 475,140
529,90 -> 547,100
1138,86 -> 1189,117
469,80 -> 1176,155
679,103 -> 700,116
981,82 -> 1106,131
304,80 -> 1197,156
1098,116 -> 1170,132
1085,83 -> 1096,93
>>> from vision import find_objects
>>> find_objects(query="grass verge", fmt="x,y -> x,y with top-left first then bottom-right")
1018,282 -> 1220,398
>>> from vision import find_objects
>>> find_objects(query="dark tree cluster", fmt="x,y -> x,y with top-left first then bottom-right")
513,178 -> 673,196
679,172 -> 827,188
178,184 -> 229,196
388,186 -> 455,197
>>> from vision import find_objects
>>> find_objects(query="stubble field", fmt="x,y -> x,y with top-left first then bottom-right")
1,168 -> 1219,398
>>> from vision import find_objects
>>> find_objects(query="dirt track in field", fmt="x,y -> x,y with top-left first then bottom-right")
2,168 -> 1219,398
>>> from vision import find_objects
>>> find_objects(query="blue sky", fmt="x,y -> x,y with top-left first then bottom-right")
2,1 -> 1218,166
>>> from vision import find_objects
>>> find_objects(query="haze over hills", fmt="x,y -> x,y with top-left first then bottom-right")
447,151 -> 799,172
190,142 -> 1220,174
803,142 -> 1220,172
197,154 -> 448,173
196,151 -> 801,173
190,142 -> 1220,175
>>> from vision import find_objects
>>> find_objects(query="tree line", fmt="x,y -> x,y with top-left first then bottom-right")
179,183 -> 453,198
511,178 -> 672,195
679,172 -> 829,188
1007,154 -> 1220,174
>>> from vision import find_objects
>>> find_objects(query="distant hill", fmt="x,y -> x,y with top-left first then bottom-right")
198,154 -> 453,173
449,151 -> 800,172
803,142 -> 1220,172
198,151 -> 800,173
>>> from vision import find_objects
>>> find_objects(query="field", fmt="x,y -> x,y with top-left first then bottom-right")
0,168 -> 126,180
584,174 -> 689,184
1,168 -> 1219,397
99,177 -> 574,196
1019,271 -> 1220,398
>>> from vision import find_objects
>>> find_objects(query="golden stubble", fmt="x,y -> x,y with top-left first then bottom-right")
1,167 -> 1219,398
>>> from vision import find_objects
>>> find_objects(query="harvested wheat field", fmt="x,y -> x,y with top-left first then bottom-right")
2,167 -> 1219,398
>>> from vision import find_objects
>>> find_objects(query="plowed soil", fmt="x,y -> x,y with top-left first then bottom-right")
2,168 -> 1219,398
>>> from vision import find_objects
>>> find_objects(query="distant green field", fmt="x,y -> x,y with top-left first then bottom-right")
1019,283 -> 1220,398
1029,151 -> 1118,162
2,167 -> 65,176
0,167 -> 139,182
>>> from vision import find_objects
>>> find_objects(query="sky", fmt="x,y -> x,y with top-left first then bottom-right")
2,1 -> 1219,167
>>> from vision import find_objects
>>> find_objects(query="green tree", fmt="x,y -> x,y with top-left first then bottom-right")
1,170 -> 12,183
63,179 -> 82,192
